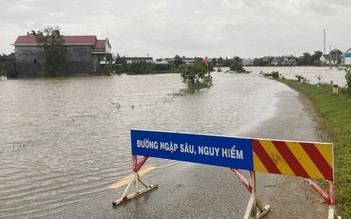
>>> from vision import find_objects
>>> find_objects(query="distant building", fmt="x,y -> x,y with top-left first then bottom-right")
268,55 -> 296,66
125,57 -> 153,64
320,53 -> 342,65
163,58 -> 175,65
341,48 -> 351,65
261,56 -> 273,65
183,59 -> 195,65
242,58 -> 254,66
281,55 -> 297,66
154,59 -> 170,70
12,35 -> 111,77
270,57 -> 280,66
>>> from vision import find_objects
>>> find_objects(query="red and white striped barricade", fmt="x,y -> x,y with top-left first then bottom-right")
112,130 -> 341,219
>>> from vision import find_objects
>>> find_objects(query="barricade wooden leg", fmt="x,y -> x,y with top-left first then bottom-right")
232,169 -> 270,219
112,155 -> 158,207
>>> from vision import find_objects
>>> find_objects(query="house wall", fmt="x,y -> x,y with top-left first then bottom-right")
14,45 -> 97,76
15,45 -> 45,62
15,45 -> 45,76
63,45 -> 95,74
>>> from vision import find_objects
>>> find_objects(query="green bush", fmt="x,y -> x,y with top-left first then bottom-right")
261,71 -> 280,79
127,61 -> 156,74
271,71 -> 280,78
345,70 -> 351,96
295,75 -> 306,83
179,62 -> 211,89
229,62 -> 246,73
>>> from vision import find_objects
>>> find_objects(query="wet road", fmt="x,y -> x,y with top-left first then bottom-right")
45,87 -> 327,219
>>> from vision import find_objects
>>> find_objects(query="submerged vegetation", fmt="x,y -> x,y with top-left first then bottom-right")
295,75 -> 307,83
179,61 -> 212,91
229,61 -> 249,73
260,71 -> 281,79
278,73 -> 351,218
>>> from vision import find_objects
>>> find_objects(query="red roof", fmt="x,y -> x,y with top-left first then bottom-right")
14,35 -> 99,46
95,40 -> 105,49
64,36 -> 97,45
14,36 -> 37,45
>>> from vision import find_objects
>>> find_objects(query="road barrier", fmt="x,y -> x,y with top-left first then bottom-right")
113,130 -> 341,219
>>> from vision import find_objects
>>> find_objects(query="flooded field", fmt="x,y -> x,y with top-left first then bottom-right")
0,67 -> 346,218
246,66 -> 347,86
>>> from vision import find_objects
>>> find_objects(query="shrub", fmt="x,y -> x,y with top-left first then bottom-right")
127,61 -> 156,74
261,71 -> 280,79
345,70 -> 351,96
229,62 -> 247,73
295,75 -> 306,83
179,62 -> 211,89
271,71 -> 280,78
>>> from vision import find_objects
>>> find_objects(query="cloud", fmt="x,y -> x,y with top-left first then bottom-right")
1,0 -> 351,57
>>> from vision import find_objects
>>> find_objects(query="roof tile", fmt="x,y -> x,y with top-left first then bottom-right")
14,35 -> 98,46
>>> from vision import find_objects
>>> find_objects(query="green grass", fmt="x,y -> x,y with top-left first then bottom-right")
279,79 -> 351,218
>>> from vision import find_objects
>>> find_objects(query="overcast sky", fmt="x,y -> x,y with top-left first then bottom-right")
1,0 -> 351,59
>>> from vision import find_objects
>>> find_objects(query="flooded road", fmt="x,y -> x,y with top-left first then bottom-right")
0,67 -> 346,218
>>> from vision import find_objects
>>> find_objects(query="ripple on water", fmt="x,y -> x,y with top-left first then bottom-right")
0,69 -> 337,217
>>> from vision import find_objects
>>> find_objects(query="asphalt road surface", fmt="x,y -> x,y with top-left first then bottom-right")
45,89 -> 328,219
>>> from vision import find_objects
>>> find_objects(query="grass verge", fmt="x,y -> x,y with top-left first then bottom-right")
279,79 -> 351,218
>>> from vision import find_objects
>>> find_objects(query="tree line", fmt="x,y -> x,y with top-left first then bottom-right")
1,25 -> 344,77
0,53 -> 15,77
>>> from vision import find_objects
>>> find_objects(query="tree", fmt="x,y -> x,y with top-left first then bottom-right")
212,58 -> 217,67
217,57 -> 224,66
179,62 -> 208,87
0,53 -> 8,76
27,30 -> 37,36
0,53 -> 15,77
233,56 -> 242,63
127,61 -> 156,74
331,49 -> 342,55
114,53 -> 127,74
253,58 -> 270,66
345,70 -> 351,97
298,52 -> 312,66
35,26 -> 66,76
311,51 -> 323,65
98,53 -> 113,75
230,61 -> 246,73
222,57 -> 232,67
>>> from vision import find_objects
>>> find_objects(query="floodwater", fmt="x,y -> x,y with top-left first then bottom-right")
0,67 -> 346,218
246,66 -> 348,86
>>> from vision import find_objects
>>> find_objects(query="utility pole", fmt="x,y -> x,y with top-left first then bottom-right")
329,45 -> 332,68
324,29 -> 326,55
